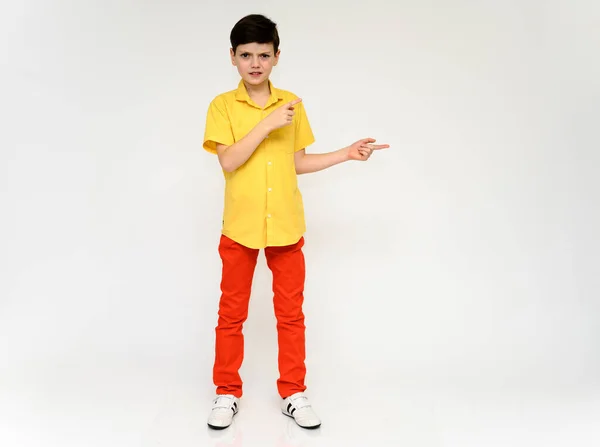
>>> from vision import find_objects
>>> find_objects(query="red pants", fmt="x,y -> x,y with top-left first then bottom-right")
213,234 -> 307,399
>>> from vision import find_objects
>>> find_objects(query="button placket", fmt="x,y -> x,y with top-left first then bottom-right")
263,107 -> 273,238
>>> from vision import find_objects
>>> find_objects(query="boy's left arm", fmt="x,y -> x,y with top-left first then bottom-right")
294,138 -> 390,175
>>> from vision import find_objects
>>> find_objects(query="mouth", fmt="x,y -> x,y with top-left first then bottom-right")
249,72 -> 262,77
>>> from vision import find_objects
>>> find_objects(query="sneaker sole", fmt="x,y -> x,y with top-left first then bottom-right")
282,411 -> 321,429
207,422 -> 231,430
207,412 -> 237,430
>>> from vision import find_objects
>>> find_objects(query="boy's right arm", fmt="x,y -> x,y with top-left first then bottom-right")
217,98 -> 302,172
216,121 -> 271,172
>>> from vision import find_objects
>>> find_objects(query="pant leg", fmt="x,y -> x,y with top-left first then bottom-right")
264,237 -> 307,398
213,234 -> 259,398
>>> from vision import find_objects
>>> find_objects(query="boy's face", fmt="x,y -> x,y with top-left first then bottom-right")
231,43 -> 280,87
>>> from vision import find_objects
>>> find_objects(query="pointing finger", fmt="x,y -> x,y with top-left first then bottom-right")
364,143 -> 389,150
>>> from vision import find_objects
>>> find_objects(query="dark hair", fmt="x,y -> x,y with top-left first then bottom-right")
230,14 -> 280,54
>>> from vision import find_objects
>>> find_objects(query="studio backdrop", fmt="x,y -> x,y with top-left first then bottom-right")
1,0 -> 598,433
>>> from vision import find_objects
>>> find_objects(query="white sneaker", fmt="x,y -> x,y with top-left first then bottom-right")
281,392 -> 321,429
207,394 -> 239,429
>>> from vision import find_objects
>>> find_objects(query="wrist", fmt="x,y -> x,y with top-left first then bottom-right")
259,120 -> 274,135
340,146 -> 351,161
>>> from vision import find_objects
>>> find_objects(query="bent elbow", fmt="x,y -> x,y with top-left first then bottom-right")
294,160 -> 305,175
216,145 -> 235,172
218,155 -> 235,173
220,158 -> 239,173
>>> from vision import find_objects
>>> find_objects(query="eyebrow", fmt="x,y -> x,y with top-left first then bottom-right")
239,51 -> 272,55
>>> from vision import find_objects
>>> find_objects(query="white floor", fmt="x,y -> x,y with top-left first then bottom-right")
1,359 -> 599,447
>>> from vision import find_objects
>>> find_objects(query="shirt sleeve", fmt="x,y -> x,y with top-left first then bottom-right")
294,101 -> 315,152
203,97 -> 235,154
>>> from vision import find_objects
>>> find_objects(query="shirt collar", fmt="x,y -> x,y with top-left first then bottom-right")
234,79 -> 283,109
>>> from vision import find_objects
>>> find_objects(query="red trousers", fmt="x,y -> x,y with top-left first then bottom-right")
213,234 -> 307,399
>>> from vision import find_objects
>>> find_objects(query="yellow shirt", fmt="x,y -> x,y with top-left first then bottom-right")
203,80 -> 315,249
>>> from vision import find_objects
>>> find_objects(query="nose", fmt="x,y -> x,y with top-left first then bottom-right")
251,56 -> 260,67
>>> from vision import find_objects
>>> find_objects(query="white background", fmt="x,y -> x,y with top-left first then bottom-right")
1,1 -> 599,446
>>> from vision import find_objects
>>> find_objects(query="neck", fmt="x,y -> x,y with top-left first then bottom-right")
243,79 -> 270,98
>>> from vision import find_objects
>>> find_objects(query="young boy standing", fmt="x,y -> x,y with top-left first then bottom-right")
202,14 -> 389,430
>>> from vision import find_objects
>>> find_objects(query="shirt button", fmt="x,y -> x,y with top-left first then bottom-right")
268,188 -> 272,192
268,161 -> 272,165
267,214 -> 272,218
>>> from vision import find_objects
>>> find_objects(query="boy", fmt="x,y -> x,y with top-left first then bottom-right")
202,14 -> 389,430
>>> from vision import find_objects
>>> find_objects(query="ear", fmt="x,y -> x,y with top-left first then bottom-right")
273,49 -> 281,66
230,48 -> 236,66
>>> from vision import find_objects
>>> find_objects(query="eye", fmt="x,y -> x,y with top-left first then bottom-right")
240,53 -> 249,58
260,54 -> 271,59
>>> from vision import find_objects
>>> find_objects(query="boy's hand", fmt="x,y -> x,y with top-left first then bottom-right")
346,138 -> 390,161
263,98 -> 302,132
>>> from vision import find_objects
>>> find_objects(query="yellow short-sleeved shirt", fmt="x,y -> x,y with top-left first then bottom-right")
203,80 -> 315,249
